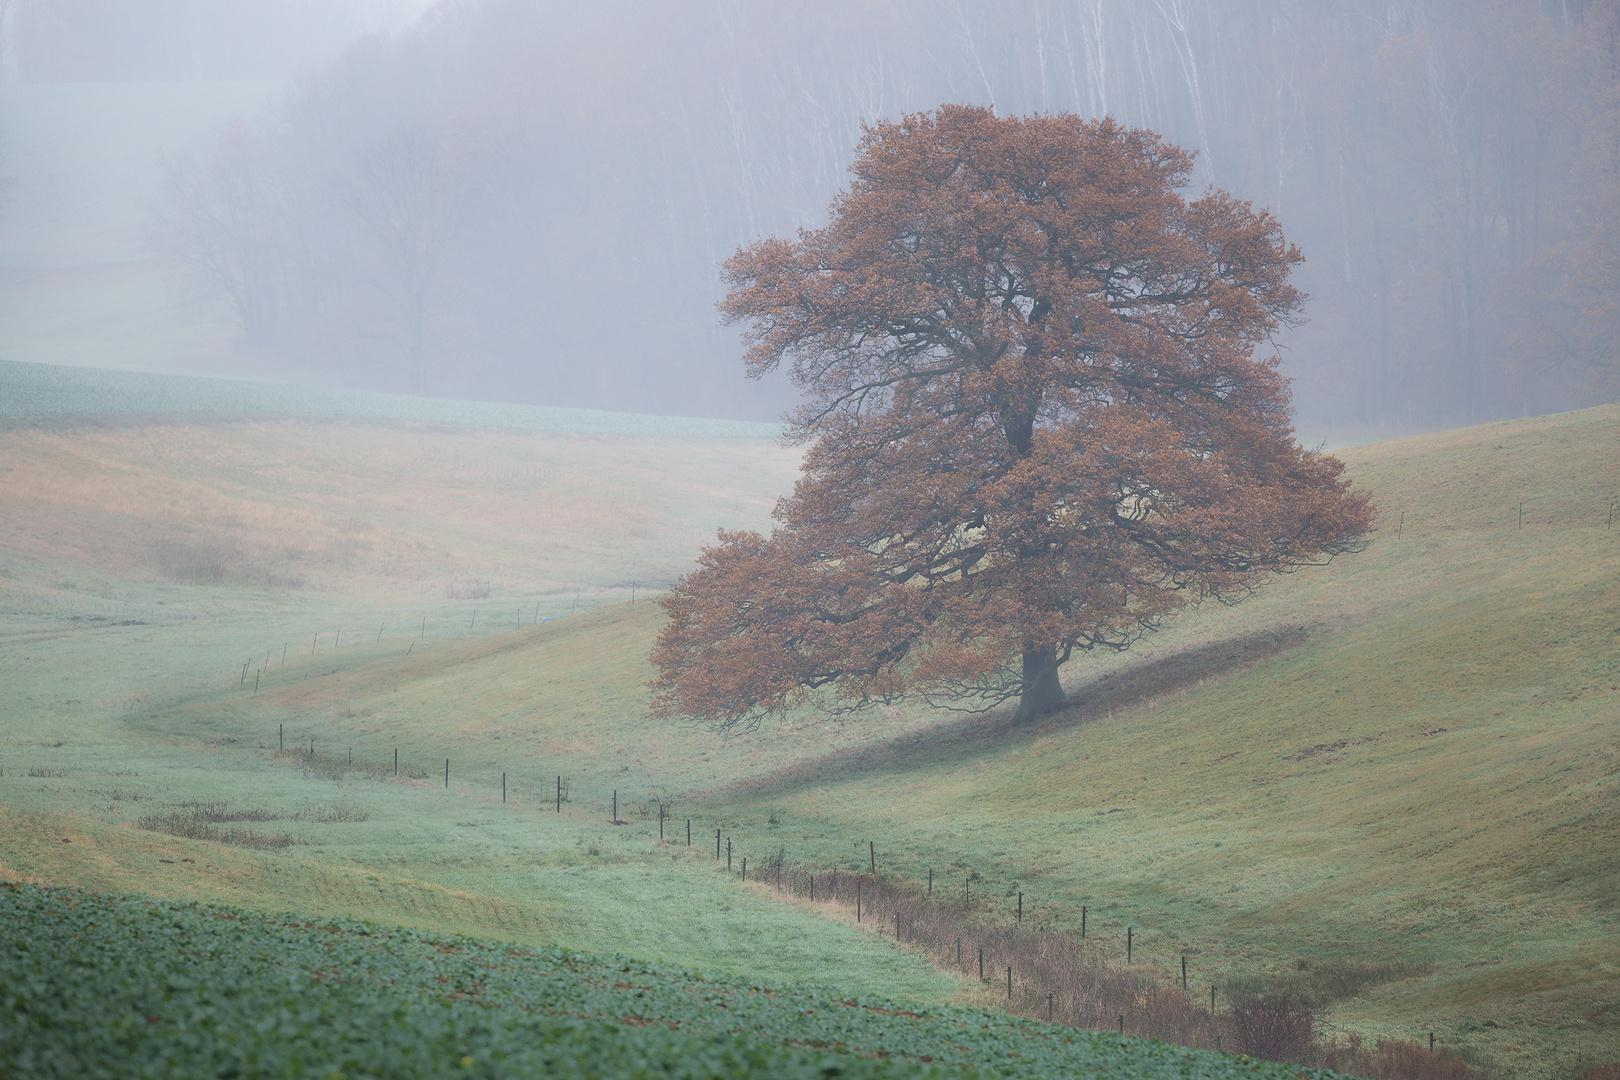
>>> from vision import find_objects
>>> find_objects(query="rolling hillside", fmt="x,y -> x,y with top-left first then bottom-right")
2,395 -> 1616,1078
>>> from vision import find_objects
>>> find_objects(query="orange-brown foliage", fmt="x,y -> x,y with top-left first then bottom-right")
653,105 -> 1373,728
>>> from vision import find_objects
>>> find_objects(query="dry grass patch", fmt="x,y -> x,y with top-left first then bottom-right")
0,415 -> 798,601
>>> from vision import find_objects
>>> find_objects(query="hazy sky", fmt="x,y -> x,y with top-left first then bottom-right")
0,0 -> 437,83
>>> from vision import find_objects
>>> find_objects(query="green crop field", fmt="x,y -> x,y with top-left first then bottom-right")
2,368 -> 1617,1079
1,883 -> 1340,1080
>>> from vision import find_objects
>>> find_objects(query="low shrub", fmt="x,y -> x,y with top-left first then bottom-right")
1228,993 -> 1314,1062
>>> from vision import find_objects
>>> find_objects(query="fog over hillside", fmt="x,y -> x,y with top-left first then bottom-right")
3,0 -> 1617,427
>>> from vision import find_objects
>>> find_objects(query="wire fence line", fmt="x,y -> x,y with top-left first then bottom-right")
243,690 -> 1489,1080
246,739 -> 1386,1069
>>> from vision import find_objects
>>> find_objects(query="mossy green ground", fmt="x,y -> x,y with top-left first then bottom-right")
3,401 -> 1617,1078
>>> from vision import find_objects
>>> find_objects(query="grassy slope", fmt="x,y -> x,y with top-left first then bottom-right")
0,413 -> 796,600
709,406 -> 1620,1077
3,404 -> 1617,1077
0,414 -> 972,1004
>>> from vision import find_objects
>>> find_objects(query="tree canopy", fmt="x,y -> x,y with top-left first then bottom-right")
651,105 -> 1373,728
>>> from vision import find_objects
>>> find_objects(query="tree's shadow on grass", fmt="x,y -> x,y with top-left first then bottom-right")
714,624 -> 1311,799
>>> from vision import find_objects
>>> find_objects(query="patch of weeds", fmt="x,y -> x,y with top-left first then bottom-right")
91,787 -> 148,801
281,749 -> 392,783
137,803 -> 303,849
294,803 -> 369,823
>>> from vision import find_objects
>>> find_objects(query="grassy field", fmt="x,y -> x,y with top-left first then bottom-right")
0,409 -> 793,599
2,390 -> 1617,1078
705,407 -> 1620,1077
0,408 -> 970,1004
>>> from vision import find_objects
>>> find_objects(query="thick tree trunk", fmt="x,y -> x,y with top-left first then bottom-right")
1011,647 -> 1068,724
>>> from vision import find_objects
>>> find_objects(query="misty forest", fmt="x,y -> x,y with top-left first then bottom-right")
2,3 -> 1619,1080
6,0 -> 1619,424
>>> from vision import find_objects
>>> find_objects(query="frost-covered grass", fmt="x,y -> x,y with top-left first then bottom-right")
3,399 -> 1618,1078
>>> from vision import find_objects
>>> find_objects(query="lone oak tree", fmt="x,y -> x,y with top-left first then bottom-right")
651,105 -> 1372,729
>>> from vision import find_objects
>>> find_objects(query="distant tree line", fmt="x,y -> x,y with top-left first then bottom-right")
157,0 -> 1620,423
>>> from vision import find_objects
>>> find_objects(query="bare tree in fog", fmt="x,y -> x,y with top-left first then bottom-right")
162,119 -> 300,351
328,124 -> 480,393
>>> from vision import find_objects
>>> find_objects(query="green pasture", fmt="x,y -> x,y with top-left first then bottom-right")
1,386 -> 1617,1078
